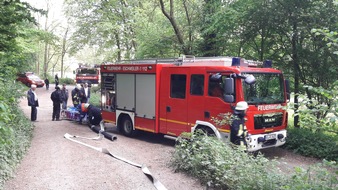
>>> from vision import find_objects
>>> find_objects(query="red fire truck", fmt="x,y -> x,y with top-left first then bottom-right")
75,65 -> 100,85
100,56 -> 290,152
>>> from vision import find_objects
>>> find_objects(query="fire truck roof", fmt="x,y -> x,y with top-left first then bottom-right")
105,56 -> 272,68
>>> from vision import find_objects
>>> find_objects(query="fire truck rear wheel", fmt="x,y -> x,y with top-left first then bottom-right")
122,116 -> 135,137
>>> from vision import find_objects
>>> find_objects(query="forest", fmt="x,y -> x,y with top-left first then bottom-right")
0,0 -> 337,189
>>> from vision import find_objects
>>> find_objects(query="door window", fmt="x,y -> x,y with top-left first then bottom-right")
170,74 -> 186,99
190,74 -> 204,96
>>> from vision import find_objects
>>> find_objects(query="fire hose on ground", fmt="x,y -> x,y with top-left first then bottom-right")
64,126 -> 167,190
89,122 -> 117,141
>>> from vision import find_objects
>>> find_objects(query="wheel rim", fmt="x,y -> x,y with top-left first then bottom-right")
123,119 -> 133,134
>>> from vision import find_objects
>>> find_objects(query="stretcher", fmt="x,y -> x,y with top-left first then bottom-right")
61,106 -> 88,124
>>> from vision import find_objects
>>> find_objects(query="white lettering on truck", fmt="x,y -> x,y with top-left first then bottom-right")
257,104 -> 282,111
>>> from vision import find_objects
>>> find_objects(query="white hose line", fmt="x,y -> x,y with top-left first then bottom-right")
72,133 -> 103,140
64,133 -> 167,190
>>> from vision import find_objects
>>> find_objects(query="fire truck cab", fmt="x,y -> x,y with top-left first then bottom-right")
100,56 -> 289,152
75,65 -> 100,85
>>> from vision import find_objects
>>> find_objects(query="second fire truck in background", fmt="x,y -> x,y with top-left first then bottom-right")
75,65 -> 100,85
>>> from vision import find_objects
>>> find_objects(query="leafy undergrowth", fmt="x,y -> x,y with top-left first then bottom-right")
170,133 -> 338,190
0,80 -> 35,189
283,127 -> 338,162
0,107 -> 34,189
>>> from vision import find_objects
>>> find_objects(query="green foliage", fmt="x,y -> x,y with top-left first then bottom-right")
171,133 -> 338,190
283,84 -> 338,161
0,107 -> 34,189
295,83 -> 338,134
312,28 -> 338,55
59,78 -> 75,85
284,127 -> 338,162
283,160 -> 338,190
0,79 -> 34,189
282,84 -> 338,161
89,91 -> 101,107
171,132 -> 286,189
90,85 -> 101,93
0,1 -> 42,187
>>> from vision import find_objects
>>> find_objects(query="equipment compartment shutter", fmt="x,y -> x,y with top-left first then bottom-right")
116,74 -> 135,111
136,74 -> 155,119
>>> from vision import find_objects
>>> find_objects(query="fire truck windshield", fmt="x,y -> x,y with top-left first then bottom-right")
77,68 -> 97,75
242,73 -> 285,104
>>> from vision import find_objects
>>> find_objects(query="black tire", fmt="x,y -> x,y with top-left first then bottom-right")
121,116 -> 135,137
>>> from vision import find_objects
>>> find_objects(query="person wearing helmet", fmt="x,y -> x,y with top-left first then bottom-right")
71,84 -> 82,107
230,101 -> 248,147
77,103 -> 89,124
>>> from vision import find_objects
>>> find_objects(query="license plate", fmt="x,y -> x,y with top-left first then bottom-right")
264,134 -> 276,140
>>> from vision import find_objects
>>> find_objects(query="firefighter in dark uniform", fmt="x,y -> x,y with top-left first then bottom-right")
230,101 -> 249,147
51,86 -> 62,121
83,103 -> 103,126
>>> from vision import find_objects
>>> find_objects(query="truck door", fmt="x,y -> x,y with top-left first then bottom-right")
159,68 -> 189,136
187,73 -> 206,125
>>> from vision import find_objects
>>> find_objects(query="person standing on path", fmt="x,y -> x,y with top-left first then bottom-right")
44,78 -> 49,90
27,84 -> 39,121
83,83 -> 91,103
79,83 -> 87,103
50,86 -> 62,121
71,84 -> 81,107
60,83 -> 69,109
54,74 -> 59,87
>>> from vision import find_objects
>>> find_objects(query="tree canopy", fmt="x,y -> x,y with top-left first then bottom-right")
1,0 -> 338,127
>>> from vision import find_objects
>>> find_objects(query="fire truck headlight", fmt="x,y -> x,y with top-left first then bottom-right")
102,95 -> 106,104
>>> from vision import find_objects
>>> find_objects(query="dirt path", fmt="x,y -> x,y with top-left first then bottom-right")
4,85 -> 202,190
4,85 -> 323,190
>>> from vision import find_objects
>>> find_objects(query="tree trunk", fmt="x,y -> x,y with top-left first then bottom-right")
159,0 -> 190,55
115,32 -> 121,61
292,18 -> 300,128
61,27 -> 69,78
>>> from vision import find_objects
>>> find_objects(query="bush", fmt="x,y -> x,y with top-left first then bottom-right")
59,78 -> 75,85
89,91 -> 101,107
283,127 -> 338,162
171,132 -> 338,190
90,85 -> 101,93
283,160 -> 338,190
171,133 -> 286,190
0,79 -> 34,189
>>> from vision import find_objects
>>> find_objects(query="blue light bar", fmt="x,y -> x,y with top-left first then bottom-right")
232,57 -> 241,66
263,60 -> 272,68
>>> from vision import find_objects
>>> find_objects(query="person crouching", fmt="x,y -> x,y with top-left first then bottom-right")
84,103 -> 102,127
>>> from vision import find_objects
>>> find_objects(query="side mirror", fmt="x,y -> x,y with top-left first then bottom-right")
224,78 -> 235,103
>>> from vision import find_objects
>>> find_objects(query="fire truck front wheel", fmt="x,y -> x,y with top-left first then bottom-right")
194,126 -> 216,137
121,116 -> 136,137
